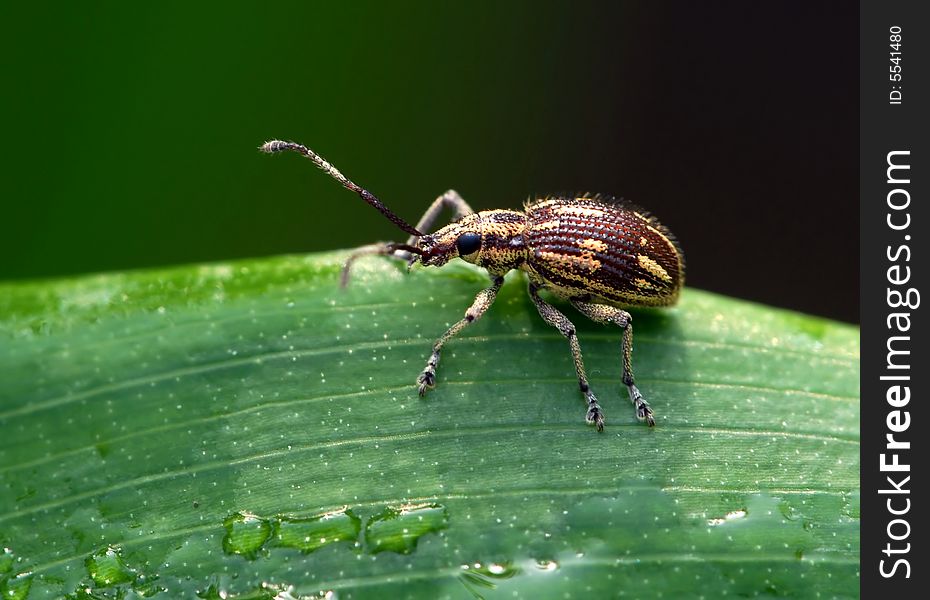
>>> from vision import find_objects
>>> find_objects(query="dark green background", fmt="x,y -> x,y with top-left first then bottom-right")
1,2 -> 857,322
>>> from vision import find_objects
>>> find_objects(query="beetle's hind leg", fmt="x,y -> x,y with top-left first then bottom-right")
570,301 -> 655,427
417,276 -> 504,395
528,284 -> 604,432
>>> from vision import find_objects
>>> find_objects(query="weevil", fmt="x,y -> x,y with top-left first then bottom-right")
261,140 -> 684,431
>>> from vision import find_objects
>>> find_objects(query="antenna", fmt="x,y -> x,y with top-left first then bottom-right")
261,140 -> 423,238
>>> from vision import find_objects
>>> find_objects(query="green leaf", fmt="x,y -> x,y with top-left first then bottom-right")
0,252 -> 860,599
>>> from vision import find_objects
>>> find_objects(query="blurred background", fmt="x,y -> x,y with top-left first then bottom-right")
0,1 -> 857,322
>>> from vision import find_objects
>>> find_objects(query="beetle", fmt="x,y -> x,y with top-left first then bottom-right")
261,140 -> 684,431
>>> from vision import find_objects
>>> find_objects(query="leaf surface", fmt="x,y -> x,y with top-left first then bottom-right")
0,252 -> 860,599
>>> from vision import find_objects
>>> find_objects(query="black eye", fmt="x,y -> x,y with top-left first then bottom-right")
455,232 -> 482,256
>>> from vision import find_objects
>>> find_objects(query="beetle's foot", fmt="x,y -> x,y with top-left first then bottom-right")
628,384 -> 655,426
417,353 -> 439,396
585,394 -> 605,432
416,370 -> 435,396
418,350 -> 441,396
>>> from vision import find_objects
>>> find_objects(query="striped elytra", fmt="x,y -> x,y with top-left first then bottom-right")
523,194 -> 684,307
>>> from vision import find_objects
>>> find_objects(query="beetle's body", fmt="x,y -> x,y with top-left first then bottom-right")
422,196 -> 683,308
261,140 -> 684,431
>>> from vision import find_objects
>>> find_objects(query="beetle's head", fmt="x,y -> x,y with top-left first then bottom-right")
417,214 -> 484,268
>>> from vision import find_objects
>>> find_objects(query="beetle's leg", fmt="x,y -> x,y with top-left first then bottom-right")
339,241 -> 419,288
417,275 -> 503,395
571,301 -> 655,427
400,189 -> 474,267
528,284 -> 604,432
408,189 -> 474,243
340,243 -> 400,287
341,190 -> 474,285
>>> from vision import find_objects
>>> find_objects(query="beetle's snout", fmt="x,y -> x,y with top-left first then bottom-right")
416,234 -> 455,267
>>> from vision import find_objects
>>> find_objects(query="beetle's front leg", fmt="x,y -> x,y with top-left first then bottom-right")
417,275 -> 504,395
528,285 -> 604,432
571,301 -> 655,426
340,242 -> 416,287
407,190 -> 474,243
400,189 -> 474,268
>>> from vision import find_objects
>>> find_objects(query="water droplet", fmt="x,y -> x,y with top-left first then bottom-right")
535,559 -> 559,572
222,511 -> 273,559
0,571 -> 32,600
85,545 -> 135,587
707,508 -> 747,526
196,583 -> 226,599
198,581 -> 319,600
275,507 -> 361,554
0,547 -> 14,575
0,549 -> 32,600
364,503 -> 449,554
459,561 -> 520,595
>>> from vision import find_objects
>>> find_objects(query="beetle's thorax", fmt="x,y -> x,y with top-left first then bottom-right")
417,209 -> 527,275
